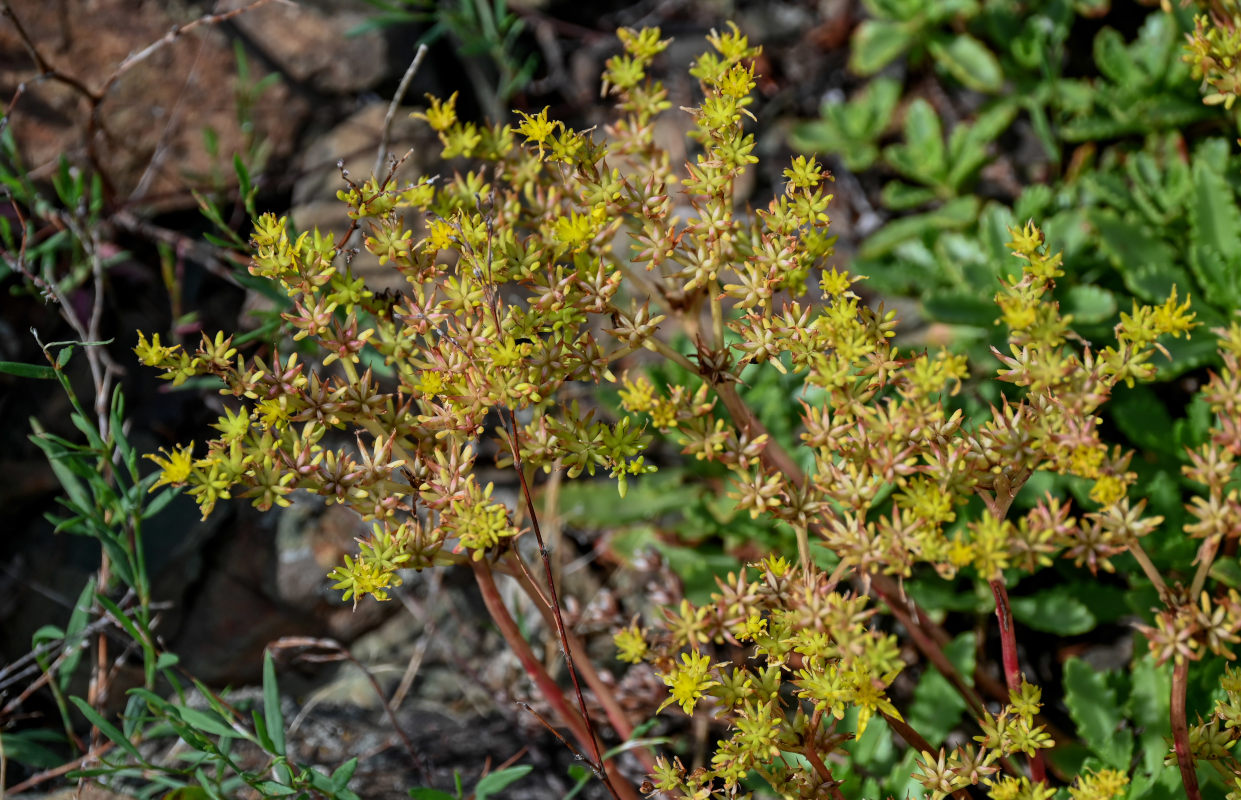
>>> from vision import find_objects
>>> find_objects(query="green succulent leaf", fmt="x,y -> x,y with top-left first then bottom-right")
1009,589 -> 1096,635
884,98 -> 947,187
921,289 -> 997,327
1063,658 -> 1133,769
850,20 -> 917,76
1061,285 -> 1117,325
859,196 -> 980,259
1093,27 -> 1141,87
881,180 -> 939,209
928,34 -> 1003,93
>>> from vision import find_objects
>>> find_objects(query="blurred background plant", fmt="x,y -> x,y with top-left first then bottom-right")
352,0 -> 539,120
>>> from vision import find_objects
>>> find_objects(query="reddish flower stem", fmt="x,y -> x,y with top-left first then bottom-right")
471,559 -> 639,800
802,709 -> 848,800
989,578 -> 1045,784
1171,657 -> 1202,800
874,583 -> 986,720
504,554 -> 659,775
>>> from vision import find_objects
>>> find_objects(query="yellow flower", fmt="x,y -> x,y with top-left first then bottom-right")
614,621 -> 649,664
618,373 -> 656,413
658,650 -> 720,715
427,219 -> 456,252
133,331 -> 180,367
145,444 -> 195,491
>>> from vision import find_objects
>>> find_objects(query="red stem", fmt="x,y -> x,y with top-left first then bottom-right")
802,709 -> 847,800
1171,657 -> 1202,800
504,555 -> 659,775
471,560 -> 640,800
989,578 -> 1045,784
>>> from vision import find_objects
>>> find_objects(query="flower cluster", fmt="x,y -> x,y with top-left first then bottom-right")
134,19 -> 1241,800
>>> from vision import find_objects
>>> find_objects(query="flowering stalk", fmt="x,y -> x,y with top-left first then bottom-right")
1170,657 -> 1201,800
471,559 -> 638,800
989,578 -> 1046,784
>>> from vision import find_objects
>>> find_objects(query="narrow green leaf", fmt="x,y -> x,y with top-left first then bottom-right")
332,756 -> 360,788
177,704 -> 251,742
142,486 -> 180,520
69,695 -> 148,764
59,578 -> 96,690
1,729 -> 68,768
408,790 -> 455,800
0,360 -> 56,379
253,782 -> 298,796
474,765 -> 533,800
263,650 -> 286,756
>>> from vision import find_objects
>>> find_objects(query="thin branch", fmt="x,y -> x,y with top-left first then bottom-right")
373,44 -> 429,178
503,554 -> 660,775
4,742 -> 116,795
875,582 -> 986,720
801,708 -> 847,800
470,561 -> 593,758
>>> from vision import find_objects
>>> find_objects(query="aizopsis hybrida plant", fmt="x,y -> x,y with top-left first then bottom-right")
132,23 -> 822,595
133,21 -> 1230,800
617,222 -> 1238,799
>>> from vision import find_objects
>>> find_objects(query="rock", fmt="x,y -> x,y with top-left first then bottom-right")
221,0 -> 388,93
0,0 -> 307,210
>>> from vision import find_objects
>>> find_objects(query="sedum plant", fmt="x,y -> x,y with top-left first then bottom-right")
134,21 -> 1241,800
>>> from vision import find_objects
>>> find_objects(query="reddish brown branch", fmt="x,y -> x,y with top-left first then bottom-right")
503,554 -> 659,775
1171,657 -> 1202,800
875,582 -> 986,720
989,579 -> 1045,784
471,560 -> 640,800
802,708 -> 847,800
